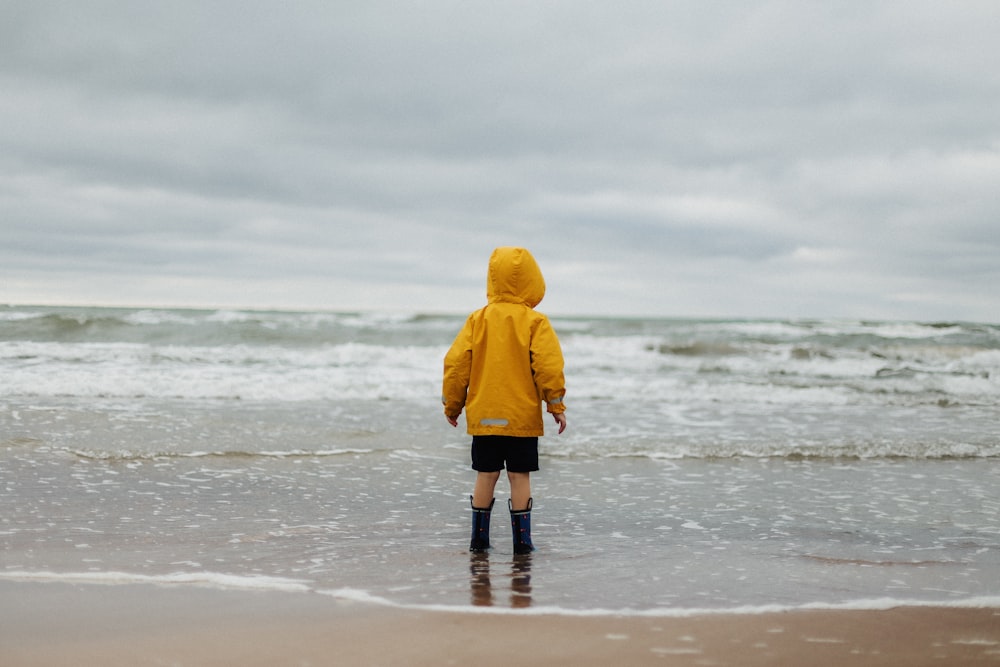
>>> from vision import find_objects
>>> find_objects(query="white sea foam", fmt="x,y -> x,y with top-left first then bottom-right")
315,588 -> 1000,617
16,573 -> 996,617
3,307 -> 1000,459
67,447 -> 375,461
0,570 -> 311,592
4,315 -> 999,410
0,339 -> 442,401
0,311 -> 43,322
123,309 -> 197,326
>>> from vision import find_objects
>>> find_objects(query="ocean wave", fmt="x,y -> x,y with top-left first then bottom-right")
548,440 -> 1000,461
0,339 -> 442,401
0,570 -> 311,593
67,447 -> 377,462
315,587 -> 1000,617
0,306 -> 466,346
4,308 -> 999,447
4,571 -> 998,616
48,437 -> 1000,462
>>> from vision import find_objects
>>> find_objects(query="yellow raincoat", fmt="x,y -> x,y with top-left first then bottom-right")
442,247 -> 566,436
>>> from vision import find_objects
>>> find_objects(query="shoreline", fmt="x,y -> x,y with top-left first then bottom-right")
3,581 -> 999,666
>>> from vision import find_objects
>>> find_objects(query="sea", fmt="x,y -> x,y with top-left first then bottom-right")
2,304 -> 999,615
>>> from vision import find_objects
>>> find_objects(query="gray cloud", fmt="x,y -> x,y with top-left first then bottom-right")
2,1 -> 999,320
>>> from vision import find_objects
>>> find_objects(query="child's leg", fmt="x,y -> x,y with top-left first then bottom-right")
507,471 -> 531,511
472,471 -> 501,508
507,472 -> 535,554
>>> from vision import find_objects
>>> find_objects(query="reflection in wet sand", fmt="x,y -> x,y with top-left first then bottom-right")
469,553 -> 533,608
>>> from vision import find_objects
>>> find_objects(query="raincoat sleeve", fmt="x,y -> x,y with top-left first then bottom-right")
530,316 -> 567,414
442,316 -> 473,418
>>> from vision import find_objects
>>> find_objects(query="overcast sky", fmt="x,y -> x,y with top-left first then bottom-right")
2,1 -> 998,321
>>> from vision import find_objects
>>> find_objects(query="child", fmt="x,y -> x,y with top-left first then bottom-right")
442,247 -> 567,554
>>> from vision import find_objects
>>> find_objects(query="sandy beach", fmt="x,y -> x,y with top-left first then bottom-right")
2,581 -> 999,666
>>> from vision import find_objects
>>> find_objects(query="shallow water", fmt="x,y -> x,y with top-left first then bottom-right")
3,397 -> 999,613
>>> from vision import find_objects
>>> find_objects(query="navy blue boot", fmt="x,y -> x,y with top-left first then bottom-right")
509,498 -> 535,554
470,497 -> 495,552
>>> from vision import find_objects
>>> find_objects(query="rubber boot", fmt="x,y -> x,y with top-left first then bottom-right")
509,497 -> 535,554
470,497 -> 495,552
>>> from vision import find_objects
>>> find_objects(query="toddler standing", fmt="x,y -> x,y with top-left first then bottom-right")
442,247 -> 567,553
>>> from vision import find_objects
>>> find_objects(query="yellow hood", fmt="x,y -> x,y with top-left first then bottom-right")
486,247 -> 546,308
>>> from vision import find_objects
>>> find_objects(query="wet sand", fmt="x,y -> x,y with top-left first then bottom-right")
2,581 -> 999,666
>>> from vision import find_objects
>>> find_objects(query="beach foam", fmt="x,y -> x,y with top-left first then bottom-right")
3,570 -> 1000,618
0,570 -> 311,593
315,586 -> 1000,618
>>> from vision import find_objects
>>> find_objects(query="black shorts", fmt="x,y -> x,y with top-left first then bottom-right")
471,435 -> 539,473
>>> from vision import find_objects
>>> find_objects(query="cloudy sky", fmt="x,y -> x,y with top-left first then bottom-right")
2,1 -> 998,321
